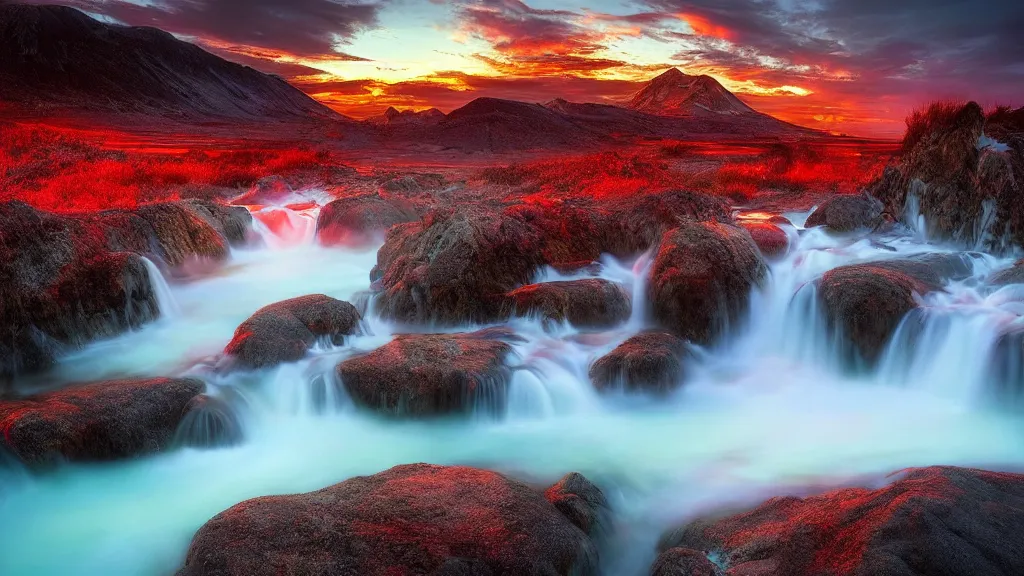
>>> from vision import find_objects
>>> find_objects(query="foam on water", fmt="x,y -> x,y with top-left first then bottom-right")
2,207 -> 1024,575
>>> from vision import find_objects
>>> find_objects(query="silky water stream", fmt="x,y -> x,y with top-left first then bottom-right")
2,201 -> 1024,575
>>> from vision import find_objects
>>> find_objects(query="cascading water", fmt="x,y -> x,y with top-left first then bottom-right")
141,256 -> 181,318
3,204 -> 1024,576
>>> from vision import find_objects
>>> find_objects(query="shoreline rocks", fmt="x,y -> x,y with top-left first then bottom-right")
804,192 -> 884,232
316,193 -> 418,247
654,466 -> 1024,576
179,464 -> 605,576
0,377 -> 205,466
224,294 -> 362,369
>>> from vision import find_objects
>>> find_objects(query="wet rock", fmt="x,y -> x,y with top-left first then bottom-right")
0,200 -> 246,384
741,221 -> 789,259
871,101 -> 1024,251
373,190 -> 730,326
656,466 -> 1024,576
225,295 -> 362,369
337,329 -> 514,416
589,332 -> 693,394
375,206 -> 546,325
865,252 -> 979,290
316,193 -> 418,247
804,191 -> 884,232
651,548 -> 722,576
0,377 -> 205,465
990,258 -> 1024,285
132,202 -> 230,267
182,199 -> 253,246
179,464 -> 602,576
648,222 -> 767,345
544,472 -> 609,537
505,279 -> 631,329
818,264 -> 927,366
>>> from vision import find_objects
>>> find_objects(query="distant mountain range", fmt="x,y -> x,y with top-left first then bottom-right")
0,3 -> 819,150
0,3 -> 337,120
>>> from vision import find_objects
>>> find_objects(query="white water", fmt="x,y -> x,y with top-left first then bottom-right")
3,205 -> 1024,575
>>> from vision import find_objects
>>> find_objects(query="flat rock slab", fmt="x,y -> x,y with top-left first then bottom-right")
337,329 -> 515,417
0,377 -> 204,465
179,464 -> 604,576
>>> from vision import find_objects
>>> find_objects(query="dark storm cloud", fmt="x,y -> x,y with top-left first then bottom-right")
643,0 -> 1024,87
45,0 -> 383,57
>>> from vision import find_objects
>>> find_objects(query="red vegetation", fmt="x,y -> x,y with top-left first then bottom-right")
0,123 -> 332,212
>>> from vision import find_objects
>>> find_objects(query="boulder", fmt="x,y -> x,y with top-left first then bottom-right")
316,193 -> 418,247
0,377 -> 205,465
179,464 -> 604,576
0,200 -> 248,384
990,258 -> 1024,286
505,279 -> 631,329
182,199 -> 253,246
648,222 -> 767,345
337,329 -> 515,416
173,394 -> 244,449
372,190 -> 730,326
741,221 -> 789,259
817,264 -> 926,366
544,472 -> 609,537
374,206 -> 546,325
804,192 -> 884,232
233,175 -> 293,206
225,295 -> 362,369
656,466 -> 1024,576
651,548 -> 722,576
589,331 -> 693,394
864,252 -> 979,290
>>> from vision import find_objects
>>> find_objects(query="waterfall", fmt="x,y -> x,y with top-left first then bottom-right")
141,256 -> 180,319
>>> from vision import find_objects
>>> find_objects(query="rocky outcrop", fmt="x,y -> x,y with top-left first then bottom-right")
651,548 -> 722,576
505,279 -> 631,329
990,258 -> 1024,285
870,101 -> 1024,251
337,329 -> 515,417
589,332 -> 693,394
648,221 -> 767,345
804,192 -> 884,232
224,295 -> 361,369
316,193 -> 418,247
0,199 -> 250,382
179,464 -> 605,576
0,377 -> 205,465
372,190 -> 729,326
654,466 -> 1024,576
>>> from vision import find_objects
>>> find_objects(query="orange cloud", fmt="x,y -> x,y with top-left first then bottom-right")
678,13 -> 733,40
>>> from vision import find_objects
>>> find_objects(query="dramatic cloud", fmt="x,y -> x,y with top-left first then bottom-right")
36,0 -> 1024,135
45,0 -> 381,58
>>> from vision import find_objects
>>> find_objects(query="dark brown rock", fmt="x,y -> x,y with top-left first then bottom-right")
225,295 -> 361,369
651,548 -> 722,576
817,264 -> 927,366
657,466 -> 1024,576
316,193 -> 418,247
741,221 -> 789,259
505,279 -> 631,329
178,464 -> 603,576
804,192 -> 884,232
589,331 -> 693,394
648,222 -> 767,345
337,329 -> 514,416
544,472 -> 609,537
182,199 -> 253,246
0,377 -> 204,465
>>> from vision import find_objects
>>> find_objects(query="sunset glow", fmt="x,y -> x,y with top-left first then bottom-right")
43,0 -> 1021,137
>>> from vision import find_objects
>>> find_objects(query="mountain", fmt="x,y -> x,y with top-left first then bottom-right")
367,107 -> 446,127
628,68 -> 756,117
0,3 -> 339,120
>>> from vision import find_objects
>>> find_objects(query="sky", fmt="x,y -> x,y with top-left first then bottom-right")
50,0 -> 1024,137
